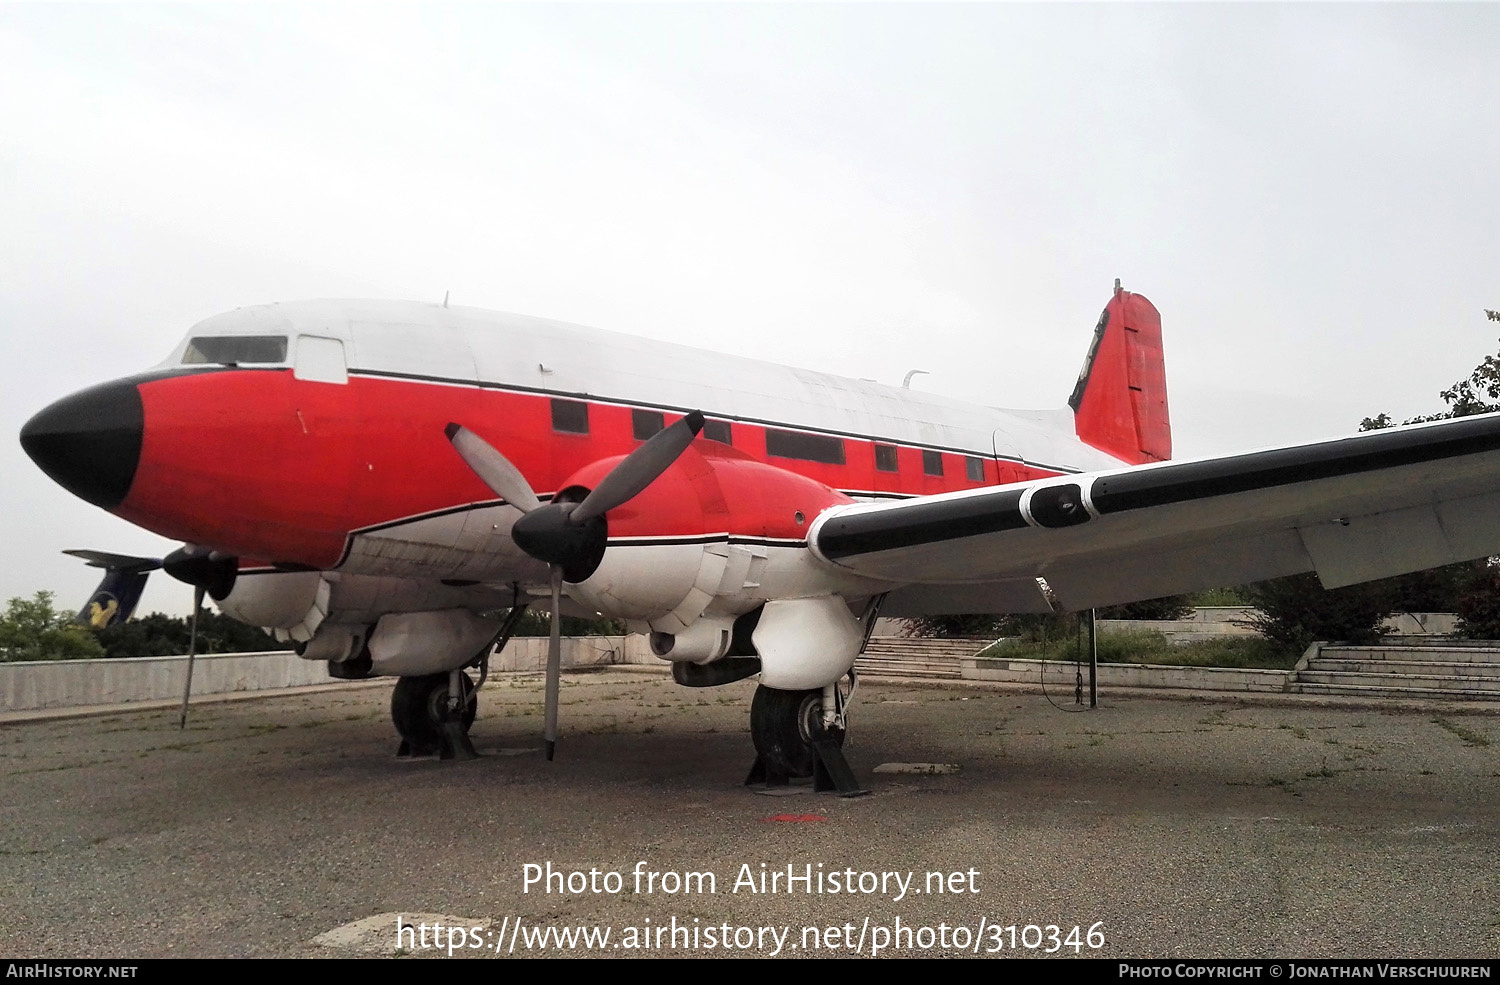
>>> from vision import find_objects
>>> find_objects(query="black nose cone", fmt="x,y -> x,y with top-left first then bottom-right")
20,379 -> 144,511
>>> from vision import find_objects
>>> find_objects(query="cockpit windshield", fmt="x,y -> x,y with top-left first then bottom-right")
182,335 -> 288,366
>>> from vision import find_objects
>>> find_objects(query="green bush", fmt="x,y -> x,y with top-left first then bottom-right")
0,592 -> 105,662
1238,573 -> 1393,655
1190,587 -> 1252,607
977,631 -> 1297,670
94,610 -> 279,657
900,614 -> 1009,638
1096,596 -> 1194,620
1456,562 -> 1500,640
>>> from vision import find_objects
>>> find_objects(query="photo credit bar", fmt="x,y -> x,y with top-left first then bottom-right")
1115,964 -> 1498,980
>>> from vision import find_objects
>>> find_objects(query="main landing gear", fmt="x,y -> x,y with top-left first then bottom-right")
746,682 -> 868,798
392,670 -> 477,760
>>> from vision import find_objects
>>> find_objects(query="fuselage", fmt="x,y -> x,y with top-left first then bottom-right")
24,299 -> 1127,588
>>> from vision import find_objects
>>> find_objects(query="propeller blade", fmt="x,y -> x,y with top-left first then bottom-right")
544,566 -> 562,761
179,584 -> 204,730
446,423 -> 542,513
571,411 -> 704,524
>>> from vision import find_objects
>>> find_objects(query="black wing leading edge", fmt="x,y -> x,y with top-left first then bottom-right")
808,413 -> 1500,615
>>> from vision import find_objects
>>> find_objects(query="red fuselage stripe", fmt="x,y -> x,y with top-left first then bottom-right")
118,369 -> 1063,568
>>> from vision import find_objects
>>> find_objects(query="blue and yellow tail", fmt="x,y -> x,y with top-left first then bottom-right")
62,550 -> 160,629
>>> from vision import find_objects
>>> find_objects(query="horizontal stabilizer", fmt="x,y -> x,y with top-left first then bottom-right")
64,549 -> 161,628
63,549 -> 162,573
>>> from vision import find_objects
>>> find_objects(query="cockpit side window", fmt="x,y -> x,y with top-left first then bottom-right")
293,335 -> 348,384
182,336 -> 288,366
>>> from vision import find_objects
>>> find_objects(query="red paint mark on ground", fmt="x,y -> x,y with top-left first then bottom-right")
762,813 -> 827,823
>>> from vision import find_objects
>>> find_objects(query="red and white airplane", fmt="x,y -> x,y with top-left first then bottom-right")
22,286 -> 1500,789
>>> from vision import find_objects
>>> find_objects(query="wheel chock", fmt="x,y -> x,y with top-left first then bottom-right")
438,720 -> 478,761
744,755 -> 791,789
811,736 -> 869,798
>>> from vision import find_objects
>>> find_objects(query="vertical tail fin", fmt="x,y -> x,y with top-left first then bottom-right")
1068,285 -> 1171,463
62,550 -> 161,629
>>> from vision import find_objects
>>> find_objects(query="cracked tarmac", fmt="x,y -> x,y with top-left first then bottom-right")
2,670 -> 1498,958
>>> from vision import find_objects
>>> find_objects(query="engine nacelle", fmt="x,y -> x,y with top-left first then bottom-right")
570,543 -> 730,634
650,615 -> 739,663
752,596 -> 863,690
650,597 -> 863,690
558,444 -> 857,636
366,608 -> 500,677
216,570 -> 328,643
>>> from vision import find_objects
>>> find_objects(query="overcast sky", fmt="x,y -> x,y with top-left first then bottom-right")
2,3 -> 1497,618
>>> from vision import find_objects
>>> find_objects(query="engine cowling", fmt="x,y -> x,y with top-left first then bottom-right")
215,570 -> 328,642
365,608 -> 499,677
556,445 -> 855,635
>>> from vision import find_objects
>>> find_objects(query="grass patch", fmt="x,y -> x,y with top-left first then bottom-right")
976,631 -> 1297,669
1432,717 -> 1490,747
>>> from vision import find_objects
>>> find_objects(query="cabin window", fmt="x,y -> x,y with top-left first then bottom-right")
551,399 -> 589,434
766,428 -> 845,465
966,456 -> 986,482
182,335 -> 287,365
703,419 -> 733,445
922,450 -> 944,476
632,409 -> 665,440
875,444 -> 898,472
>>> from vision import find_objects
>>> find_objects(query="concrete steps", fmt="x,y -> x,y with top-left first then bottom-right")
1289,644 -> 1500,700
854,637 -> 1500,702
1285,681 -> 1500,701
1311,659 -> 1500,678
855,637 -> 990,679
1297,670 -> 1500,692
855,659 -> 963,679
1315,645 -> 1500,663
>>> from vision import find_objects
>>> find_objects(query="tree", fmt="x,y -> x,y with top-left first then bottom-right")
1096,595 -> 1194,621
1238,574 -> 1395,656
1365,323 -> 1500,428
87,605 -> 624,658
902,595 -> 1193,638
1356,321 -> 1500,635
93,610 -> 280,657
901,614 -> 1009,639
1384,563 -> 1484,615
0,592 -> 106,662
506,609 -> 626,637
1454,561 -> 1500,640
902,610 -> 1092,641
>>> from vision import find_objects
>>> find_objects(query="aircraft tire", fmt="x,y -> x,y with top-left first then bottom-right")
749,684 -> 842,778
391,671 -> 476,755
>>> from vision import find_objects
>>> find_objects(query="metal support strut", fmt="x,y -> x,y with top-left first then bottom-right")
746,607 -> 878,798
400,592 -> 531,760
437,667 -> 478,761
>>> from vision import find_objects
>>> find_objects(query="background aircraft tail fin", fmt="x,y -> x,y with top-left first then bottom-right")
1067,285 -> 1171,463
63,550 -> 161,629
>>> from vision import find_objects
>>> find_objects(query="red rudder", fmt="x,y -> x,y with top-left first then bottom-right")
1068,287 -> 1170,464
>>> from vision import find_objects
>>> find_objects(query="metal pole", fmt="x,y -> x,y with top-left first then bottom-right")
1088,608 -> 1098,708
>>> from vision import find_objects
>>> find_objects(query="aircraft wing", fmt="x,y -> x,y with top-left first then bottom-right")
808,413 -> 1500,615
